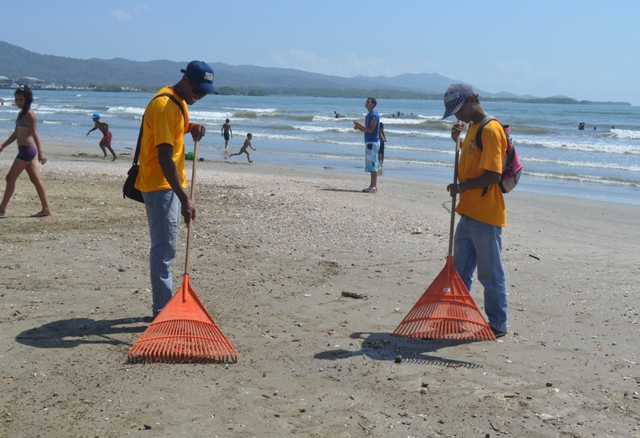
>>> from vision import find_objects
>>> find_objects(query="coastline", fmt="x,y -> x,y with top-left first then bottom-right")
1,141 -> 640,436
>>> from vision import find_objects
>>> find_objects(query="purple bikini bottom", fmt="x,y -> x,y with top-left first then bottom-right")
17,145 -> 37,162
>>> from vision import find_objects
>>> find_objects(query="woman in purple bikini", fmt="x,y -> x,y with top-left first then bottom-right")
0,86 -> 51,217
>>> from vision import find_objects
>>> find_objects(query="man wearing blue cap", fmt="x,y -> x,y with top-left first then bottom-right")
135,60 -> 217,318
443,84 -> 509,338
87,113 -> 118,160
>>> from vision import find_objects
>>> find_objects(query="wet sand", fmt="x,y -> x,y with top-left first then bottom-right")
1,141 -> 640,437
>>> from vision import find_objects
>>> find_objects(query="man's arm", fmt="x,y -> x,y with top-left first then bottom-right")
353,118 -> 378,134
447,171 -> 500,196
157,144 -> 196,225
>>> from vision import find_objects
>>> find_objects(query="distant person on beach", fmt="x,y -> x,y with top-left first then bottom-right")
0,86 -> 51,217
134,60 -> 216,318
0,98 -> 4,106
593,126 -> 597,130
578,122 -> 585,130
221,118 -> 232,149
443,83 -> 509,338
228,133 -> 255,163
353,97 -> 379,193
378,122 -> 387,166
612,126 -> 615,129
86,113 -> 118,160
334,111 -> 340,118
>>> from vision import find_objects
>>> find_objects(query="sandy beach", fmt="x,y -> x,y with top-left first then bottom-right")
1,141 -> 640,437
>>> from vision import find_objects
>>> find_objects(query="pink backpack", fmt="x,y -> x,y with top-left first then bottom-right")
475,115 -> 523,194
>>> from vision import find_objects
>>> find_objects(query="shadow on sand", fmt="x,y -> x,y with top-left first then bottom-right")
15,317 -> 149,349
314,331 -> 485,369
320,188 -> 364,193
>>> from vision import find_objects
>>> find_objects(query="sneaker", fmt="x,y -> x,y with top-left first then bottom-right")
491,327 -> 508,338
362,187 -> 377,193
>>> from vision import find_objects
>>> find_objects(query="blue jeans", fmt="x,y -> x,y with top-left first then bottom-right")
453,216 -> 508,333
142,189 -> 181,315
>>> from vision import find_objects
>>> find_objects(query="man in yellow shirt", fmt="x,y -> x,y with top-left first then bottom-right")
135,60 -> 217,317
443,84 -> 509,338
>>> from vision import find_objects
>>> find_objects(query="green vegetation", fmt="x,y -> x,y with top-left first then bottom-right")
93,85 -> 124,92
481,96 -> 631,106
217,86 -> 238,95
226,87 -> 442,100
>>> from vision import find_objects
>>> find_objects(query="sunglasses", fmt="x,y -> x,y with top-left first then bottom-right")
189,80 -> 206,97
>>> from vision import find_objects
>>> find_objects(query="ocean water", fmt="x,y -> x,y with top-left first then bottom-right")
1,90 -> 639,205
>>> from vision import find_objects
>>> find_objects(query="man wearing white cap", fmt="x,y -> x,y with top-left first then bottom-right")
443,84 -> 509,338
135,60 -> 218,318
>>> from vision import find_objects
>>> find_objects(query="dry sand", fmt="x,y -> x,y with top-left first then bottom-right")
1,141 -> 640,437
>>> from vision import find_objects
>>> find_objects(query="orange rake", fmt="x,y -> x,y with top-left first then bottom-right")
392,130 -> 495,341
128,141 -> 238,363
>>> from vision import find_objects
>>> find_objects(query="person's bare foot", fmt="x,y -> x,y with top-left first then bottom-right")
102,155 -> 107,160
31,209 -> 51,218
0,209 -> 5,217
249,160 -> 253,163
112,155 -> 118,161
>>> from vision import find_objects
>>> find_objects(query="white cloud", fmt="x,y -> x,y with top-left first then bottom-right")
110,9 -> 131,22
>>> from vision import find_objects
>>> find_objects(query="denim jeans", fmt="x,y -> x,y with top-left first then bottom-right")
453,216 -> 508,333
142,189 -> 181,316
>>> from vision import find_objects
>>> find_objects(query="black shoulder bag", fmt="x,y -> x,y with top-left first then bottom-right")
123,93 -> 186,203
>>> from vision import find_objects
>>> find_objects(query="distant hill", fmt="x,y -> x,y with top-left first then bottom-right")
0,40 -> 452,93
0,40 -> 631,105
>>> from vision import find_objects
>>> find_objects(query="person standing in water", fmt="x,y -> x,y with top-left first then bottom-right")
221,118 -> 232,149
87,113 -> 118,160
378,122 -> 387,166
0,86 -> 51,217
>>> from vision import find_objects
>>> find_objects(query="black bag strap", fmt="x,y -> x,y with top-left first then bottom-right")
474,115 -> 498,152
132,92 -> 186,165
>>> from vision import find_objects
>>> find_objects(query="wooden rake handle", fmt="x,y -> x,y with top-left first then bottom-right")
184,140 -> 199,274
448,128 -> 463,257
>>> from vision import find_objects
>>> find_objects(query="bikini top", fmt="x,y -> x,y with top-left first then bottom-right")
16,113 -> 28,128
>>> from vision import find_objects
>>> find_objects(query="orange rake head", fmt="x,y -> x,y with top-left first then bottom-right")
392,256 -> 496,341
128,274 -> 238,363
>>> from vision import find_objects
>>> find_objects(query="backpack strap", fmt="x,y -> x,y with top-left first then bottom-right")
132,92 -> 186,165
473,115 -> 506,197
474,114 -> 498,151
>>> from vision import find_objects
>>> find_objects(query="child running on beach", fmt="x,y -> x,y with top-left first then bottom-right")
228,133 -> 255,163
86,113 -> 118,160
0,86 -> 52,217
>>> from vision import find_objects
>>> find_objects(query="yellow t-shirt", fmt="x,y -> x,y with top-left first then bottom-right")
456,120 -> 507,227
134,87 -> 189,193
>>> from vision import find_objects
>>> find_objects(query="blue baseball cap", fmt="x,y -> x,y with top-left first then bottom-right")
92,112 -> 101,119
442,84 -> 473,119
181,61 -> 218,95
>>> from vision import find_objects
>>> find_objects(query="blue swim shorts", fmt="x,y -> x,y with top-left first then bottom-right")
365,142 -> 379,172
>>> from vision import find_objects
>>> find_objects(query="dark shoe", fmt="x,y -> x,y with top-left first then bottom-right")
491,327 -> 508,338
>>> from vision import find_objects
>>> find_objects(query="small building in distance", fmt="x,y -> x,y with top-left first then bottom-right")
15,77 -> 45,88
0,75 -> 12,87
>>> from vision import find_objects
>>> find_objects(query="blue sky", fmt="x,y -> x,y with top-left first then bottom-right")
2,0 -> 639,104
